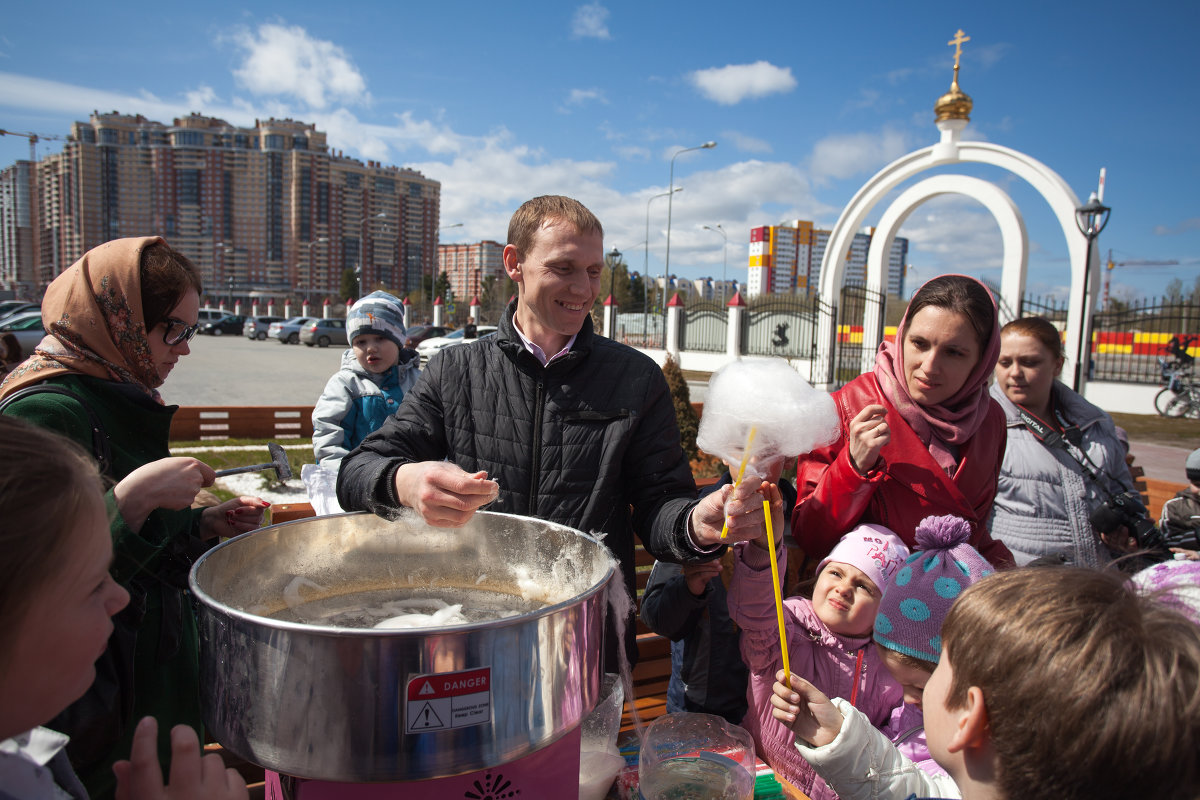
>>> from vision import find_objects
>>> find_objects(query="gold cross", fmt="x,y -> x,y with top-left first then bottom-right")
948,29 -> 970,70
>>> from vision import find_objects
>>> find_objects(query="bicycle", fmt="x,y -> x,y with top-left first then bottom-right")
1154,334 -> 1200,418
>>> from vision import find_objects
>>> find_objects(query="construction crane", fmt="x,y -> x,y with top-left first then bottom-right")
0,129 -> 64,162
1103,248 -> 1180,309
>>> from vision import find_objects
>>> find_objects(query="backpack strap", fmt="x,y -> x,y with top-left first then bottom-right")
0,384 -> 113,476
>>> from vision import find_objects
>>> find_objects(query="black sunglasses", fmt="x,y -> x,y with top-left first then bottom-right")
162,317 -> 200,346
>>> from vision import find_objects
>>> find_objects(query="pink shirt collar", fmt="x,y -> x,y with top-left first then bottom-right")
512,318 -> 577,366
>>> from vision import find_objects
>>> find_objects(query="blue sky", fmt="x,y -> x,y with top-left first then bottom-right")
2,0 -> 1197,300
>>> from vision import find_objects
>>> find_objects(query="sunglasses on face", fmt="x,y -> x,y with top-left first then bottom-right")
162,317 -> 200,346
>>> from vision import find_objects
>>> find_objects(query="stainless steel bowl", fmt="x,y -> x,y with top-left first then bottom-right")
190,510 -> 616,782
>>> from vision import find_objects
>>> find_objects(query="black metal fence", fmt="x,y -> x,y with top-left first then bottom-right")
1019,295 -> 1200,384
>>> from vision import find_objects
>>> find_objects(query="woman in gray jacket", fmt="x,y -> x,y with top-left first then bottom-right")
988,316 -> 1134,566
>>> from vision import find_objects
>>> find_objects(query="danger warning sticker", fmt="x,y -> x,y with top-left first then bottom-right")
405,667 -> 492,733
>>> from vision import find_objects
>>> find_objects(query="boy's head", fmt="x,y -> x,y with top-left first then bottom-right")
814,524 -> 908,637
1187,446 -> 1200,487
873,514 -> 993,664
348,291 -> 406,374
929,567 -> 1200,800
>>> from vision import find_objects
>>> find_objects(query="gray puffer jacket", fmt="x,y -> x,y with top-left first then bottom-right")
988,381 -> 1133,567
337,303 -> 710,665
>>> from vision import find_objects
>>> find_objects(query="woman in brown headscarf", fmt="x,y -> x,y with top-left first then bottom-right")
0,237 -> 266,799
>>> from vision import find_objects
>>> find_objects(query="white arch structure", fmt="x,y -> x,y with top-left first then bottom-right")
817,120 -> 1098,387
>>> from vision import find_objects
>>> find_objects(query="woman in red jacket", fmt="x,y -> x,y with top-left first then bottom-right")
793,275 -> 1014,567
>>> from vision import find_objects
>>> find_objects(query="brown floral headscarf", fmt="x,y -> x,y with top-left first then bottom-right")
0,236 -> 169,403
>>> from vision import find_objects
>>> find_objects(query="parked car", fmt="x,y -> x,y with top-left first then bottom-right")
243,315 -> 286,340
0,301 -> 39,324
197,307 -> 226,325
268,316 -> 314,344
417,325 -> 499,363
402,324 -> 449,349
300,318 -> 348,348
201,314 -> 246,336
0,311 -> 47,356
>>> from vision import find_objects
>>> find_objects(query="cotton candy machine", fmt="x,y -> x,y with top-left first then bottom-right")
190,510 -> 617,785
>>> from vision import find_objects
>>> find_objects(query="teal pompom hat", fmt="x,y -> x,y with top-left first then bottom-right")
873,514 -> 994,663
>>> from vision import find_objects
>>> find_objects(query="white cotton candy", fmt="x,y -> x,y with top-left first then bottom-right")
697,359 -> 840,478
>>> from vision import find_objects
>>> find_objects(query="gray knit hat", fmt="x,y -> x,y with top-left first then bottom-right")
873,515 -> 994,663
1187,448 -> 1200,483
347,291 -> 406,348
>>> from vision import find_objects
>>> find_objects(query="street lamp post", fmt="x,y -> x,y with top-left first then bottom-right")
1073,193 -> 1111,391
437,222 -> 465,320
606,247 -> 622,305
226,276 -> 233,310
702,224 -> 727,303
305,237 -> 329,306
644,187 -> 682,344
663,141 -> 716,326
214,242 -> 231,305
359,212 -> 387,295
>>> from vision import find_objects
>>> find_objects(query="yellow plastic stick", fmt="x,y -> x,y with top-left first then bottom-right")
764,498 -> 791,689
720,426 -> 758,539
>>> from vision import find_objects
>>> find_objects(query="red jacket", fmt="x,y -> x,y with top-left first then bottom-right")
792,373 -> 1014,568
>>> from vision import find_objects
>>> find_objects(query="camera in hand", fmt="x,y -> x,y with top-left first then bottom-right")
1088,491 -> 1169,556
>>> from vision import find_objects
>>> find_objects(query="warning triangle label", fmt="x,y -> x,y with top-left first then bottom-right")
418,681 -> 435,696
410,702 -> 444,730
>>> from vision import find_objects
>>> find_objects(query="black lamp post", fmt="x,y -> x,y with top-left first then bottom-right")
226,276 -> 233,310
606,247 -> 622,303
1073,193 -> 1111,391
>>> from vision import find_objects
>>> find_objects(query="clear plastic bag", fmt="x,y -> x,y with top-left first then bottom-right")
579,673 -> 626,800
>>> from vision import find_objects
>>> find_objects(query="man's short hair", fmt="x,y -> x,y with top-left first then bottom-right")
506,195 -> 603,256
941,567 -> 1200,800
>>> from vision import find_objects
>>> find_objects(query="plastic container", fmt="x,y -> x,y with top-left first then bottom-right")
638,712 -> 755,800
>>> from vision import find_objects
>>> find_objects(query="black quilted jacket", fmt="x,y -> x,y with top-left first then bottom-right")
338,302 -> 713,666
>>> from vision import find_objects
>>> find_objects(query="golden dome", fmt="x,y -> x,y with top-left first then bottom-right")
934,79 -> 973,122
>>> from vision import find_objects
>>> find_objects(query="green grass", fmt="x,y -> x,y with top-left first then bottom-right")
1109,413 -> 1199,447
172,437 -> 316,501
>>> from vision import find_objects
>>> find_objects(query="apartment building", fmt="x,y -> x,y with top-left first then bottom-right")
437,240 -> 504,302
747,221 -> 908,298
0,161 -> 35,292
5,112 -> 441,301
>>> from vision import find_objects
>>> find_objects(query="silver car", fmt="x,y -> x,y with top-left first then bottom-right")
0,311 -> 46,357
268,317 -> 314,345
300,318 -> 348,348
244,315 -> 286,340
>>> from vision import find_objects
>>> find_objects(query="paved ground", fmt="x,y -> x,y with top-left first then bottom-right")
164,336 -> 1192,484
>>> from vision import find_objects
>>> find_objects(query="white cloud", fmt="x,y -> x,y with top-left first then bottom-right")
558,88 -> 607,113
722,130 -> 772,155
898,195 -> 1005,279
1154,218 -> 1200,236
571,4 -> 611,40
689,61 -> 797,105
231,23 -> 368,110
808,127 -> 913,182
186,85 -> 219,109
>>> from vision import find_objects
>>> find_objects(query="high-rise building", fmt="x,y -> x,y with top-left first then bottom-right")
9,112 -> 441,301
437,241 -> 504,302
746,221 -> 908,298
0,161 -> 35,293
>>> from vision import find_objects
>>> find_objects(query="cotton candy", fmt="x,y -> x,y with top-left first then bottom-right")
697,358 -> 840,478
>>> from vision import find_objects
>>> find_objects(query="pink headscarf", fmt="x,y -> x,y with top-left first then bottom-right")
873,274 -> 1000,473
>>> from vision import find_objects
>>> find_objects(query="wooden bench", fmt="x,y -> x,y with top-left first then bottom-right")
170,406 -> 314,441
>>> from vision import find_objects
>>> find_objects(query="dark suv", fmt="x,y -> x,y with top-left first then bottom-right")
202,315 -> 247,336
403,324 -> 449,348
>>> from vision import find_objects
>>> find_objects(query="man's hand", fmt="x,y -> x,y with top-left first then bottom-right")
690,478 -> 773,548
113,717 -> 247,800
682,560 -> 722,596
769,671 -> 845,748
847,404 -> 889,475
394,461 -> 499,527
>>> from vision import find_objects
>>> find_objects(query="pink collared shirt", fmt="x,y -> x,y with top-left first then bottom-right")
511,318 -> 578,366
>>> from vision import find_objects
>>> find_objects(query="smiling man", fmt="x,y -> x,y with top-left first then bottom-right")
337,195 -> 763,669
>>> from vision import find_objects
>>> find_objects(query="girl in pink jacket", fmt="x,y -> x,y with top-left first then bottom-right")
728,513 -> 909,799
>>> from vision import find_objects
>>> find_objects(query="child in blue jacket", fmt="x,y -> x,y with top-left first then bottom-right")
312,291 -> 419,466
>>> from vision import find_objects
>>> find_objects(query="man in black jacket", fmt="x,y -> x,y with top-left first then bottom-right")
337,195 -> 767,669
